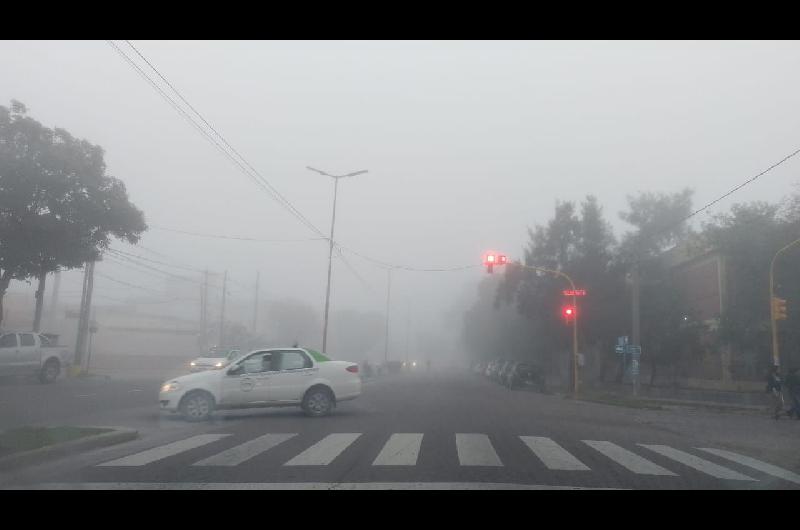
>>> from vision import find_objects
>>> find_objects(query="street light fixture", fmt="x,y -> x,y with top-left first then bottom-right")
307,166 -> 369,354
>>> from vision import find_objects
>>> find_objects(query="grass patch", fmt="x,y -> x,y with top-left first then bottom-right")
0,426 -> 112,457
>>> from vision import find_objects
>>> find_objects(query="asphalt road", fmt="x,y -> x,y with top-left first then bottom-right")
2,370 -> 800,490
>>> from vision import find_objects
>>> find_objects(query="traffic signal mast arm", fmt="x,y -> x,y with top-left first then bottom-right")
769,236 -> 800,367
511,261 -> 579,396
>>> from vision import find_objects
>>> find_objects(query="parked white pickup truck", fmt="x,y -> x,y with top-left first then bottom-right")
0,332 -> 70,383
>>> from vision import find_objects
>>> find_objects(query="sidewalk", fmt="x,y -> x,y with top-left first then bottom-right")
576,381 -> 771,413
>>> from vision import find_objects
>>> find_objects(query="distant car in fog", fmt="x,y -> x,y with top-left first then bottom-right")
189,348 -> 242,372
160,347 -> 361,421
402,360 -> 418,371
503,362 -> 546,392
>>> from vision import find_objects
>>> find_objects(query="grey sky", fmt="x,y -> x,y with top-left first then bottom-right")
3,40 -> 800,352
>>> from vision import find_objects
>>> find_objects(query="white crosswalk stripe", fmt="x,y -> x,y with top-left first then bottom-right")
98,434 -> 230,467
456,434 -> 503,466
638,444 -> 756,481
193,434 -> 297,467
697,448 -> 800,485
91,430 -> 796,486
372,433 -> 424,466
520,436 -> 589,471
583,441 -> 676,476
284,433 -> 362,466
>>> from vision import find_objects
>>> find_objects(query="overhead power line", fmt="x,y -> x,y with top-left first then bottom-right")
673,145 -> 800,229
115,40 -> 326,239
109,41 -> 480,276
150,225 -> 327,243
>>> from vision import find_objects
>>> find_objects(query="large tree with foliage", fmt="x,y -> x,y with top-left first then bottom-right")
0,100 -> 146,329
701,201 -> 800,374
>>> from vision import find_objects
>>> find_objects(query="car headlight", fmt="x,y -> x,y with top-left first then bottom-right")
190,361 -> 197,367
412,361 -> 417,367
214,362 -> 224,368
161,382 -> 181,393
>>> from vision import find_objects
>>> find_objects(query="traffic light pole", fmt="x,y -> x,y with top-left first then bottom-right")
515,262 -> 579,396
769,237 -> 800,367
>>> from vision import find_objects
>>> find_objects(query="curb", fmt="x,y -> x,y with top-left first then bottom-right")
0,427 -> 138,471
574,394 -> 763,413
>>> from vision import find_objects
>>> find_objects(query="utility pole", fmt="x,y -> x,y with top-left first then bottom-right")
73,260 -> 96,375
631,260 -> 641,347
200,269 -> 208,352
47,270 -> 61,332
405,301 -> 411,365
86,308 -> 97,375
384,268 -> 392,364
631,260 -> 641,396
306,166 -> 368,353
219,270 -> 227,348
252,270 -> 260,336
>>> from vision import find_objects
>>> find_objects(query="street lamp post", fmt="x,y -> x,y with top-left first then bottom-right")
307,166 -> 368,354
769,236 -> 800,367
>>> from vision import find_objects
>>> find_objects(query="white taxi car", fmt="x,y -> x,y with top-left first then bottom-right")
160,348 -> 361,421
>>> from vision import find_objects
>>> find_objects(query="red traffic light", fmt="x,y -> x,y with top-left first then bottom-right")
562,305 -> 576,321
483,252 -> 508,274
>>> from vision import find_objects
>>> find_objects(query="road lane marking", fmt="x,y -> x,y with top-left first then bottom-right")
30,482 -> 624,490
697,448 -> 800,485
193,434 -> 297,466
98,435 -> 230,467
456,434 -> 503,466
520,436 -> 589,471
638,444 -> 756,481
372,434 -> 424,466
284,433 -> 361,466
583,441 -> 676,476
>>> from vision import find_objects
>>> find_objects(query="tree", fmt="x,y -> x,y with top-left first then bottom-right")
0,100 -> 146,329
619,189 -> 694,258
491,197 -> 625,383
617,189 -> 695,381
702,202 -> 800,374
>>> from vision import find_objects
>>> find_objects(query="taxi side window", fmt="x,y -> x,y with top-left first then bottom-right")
275,351 -> 312,371
241,352 -> 273,374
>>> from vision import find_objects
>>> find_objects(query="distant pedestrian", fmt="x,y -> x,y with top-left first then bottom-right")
784,366 -> 800,420
766,365 -> 785,420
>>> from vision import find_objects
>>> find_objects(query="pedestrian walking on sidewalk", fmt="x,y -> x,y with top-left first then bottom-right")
766,365 -> 785,420
784,366 -> 800,420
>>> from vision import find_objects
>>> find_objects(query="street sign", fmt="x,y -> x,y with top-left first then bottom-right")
563,289 -> 587,296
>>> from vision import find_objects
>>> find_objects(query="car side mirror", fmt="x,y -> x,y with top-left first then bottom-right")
227,365 -> 243,376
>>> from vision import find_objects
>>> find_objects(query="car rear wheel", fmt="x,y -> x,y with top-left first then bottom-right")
302,387 -> 334,417
180,391 -> 215,422
39,359 -> 60,383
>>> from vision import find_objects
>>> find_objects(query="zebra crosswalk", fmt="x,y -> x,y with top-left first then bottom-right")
90,431 -> 799,486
